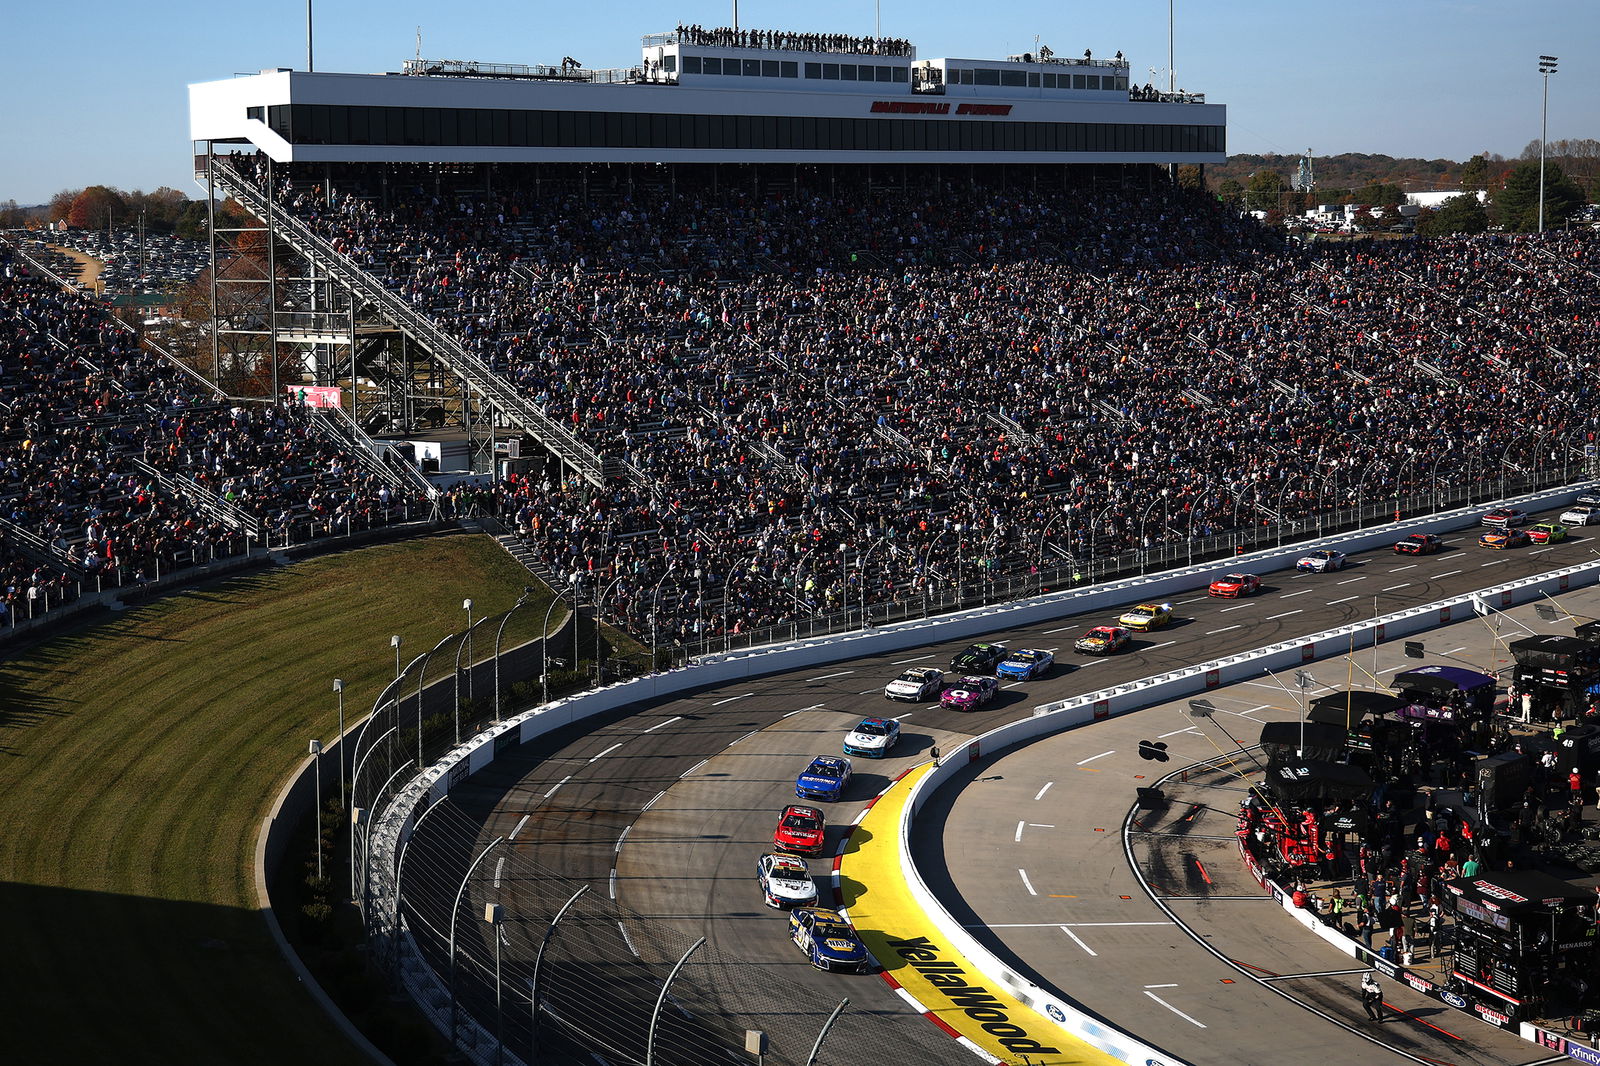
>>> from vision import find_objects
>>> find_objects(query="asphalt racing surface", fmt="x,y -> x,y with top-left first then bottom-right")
426,503 -> 1596,1065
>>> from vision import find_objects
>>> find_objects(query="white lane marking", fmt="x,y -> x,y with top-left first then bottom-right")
806,670 -> 855,681
1381,583 -> 1412,592
1077,750 -> 1115,765
1279,589 -> 1313,599
1146,640 -> 1178,651
1435,569 -> 1462,578
609,869 -> 617,899
712,692 -> 753,706
1379,664 -> 1405,674
617,922 -> 640,959
1014,820 -> 1026,843
1266,609 -> 1303,620
642,715 -> 681,733
729,729 -> 757,745
1044,623 -> 1080,634
1206,625 -> 1242,635
972,921 -> 1175,928
641,791 -> 665,812
801,703 -> 827,711
1532,546 -> 1557,554
782,709 -> 804,718
493,856 -> 505,889
1144,991 -> 1207,1028
892,654 -> 934,665
615,825 -> 630,853
1391,563 -> 1418,572
1060,926 -> 1098,957
680,759 -> 707,779
1029,823 -> 1056,828
1336,576 -> 1366,584
1019,869 -> 1037,896
544,775 -> 571,798
1480,560 -> 1500,567
892,986 -> 925,1011
1176,596 -> 1208,604
1219,603 -> 1255,612
510,814 -> 530,840
858,690 -> 877,695
1073,658 -> 1109,667
1327,596 -> 1359,605
1034,781 -> 1054,801
1445,646 -> 1468,654
588,743 -> 622,763
1003,681 -> 1027,689
1145,983 -> 1179,988
1160,726 -> 1199,739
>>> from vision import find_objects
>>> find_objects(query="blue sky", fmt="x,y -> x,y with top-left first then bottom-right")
1,1 -> 1594,204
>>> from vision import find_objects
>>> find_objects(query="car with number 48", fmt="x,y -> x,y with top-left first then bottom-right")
789,907 -> 871,973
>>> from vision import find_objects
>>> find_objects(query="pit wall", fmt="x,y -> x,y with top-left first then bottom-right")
362,481 -> 1597,1062
898,556 -> 1600,1065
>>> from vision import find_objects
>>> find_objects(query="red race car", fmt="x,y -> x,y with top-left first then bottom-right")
773,804 -> 827,857
1207,573 -> 1261,598
1393,534 -> 1442,555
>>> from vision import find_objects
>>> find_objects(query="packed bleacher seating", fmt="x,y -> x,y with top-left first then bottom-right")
0,243 -> 429,628
220,158 -> 1600,649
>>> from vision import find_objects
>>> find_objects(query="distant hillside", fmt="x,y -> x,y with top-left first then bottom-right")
1211,153 -> 1474,195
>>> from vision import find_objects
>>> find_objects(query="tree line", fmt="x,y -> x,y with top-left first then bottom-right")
0,185 -> 217,239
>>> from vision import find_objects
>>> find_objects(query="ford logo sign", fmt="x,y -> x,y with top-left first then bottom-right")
1046,1004 -> 1066,1022
1146,1060 -> 1168,1066
1442,991 -> 1469,1009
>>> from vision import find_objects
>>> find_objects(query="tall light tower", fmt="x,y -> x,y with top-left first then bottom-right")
1538,55 -> 1558,233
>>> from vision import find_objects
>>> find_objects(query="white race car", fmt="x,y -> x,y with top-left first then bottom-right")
1562,505 -> 1600,526
757,853 -> 819,909
883,666 -> 944,702
1296,549 -> 1346,573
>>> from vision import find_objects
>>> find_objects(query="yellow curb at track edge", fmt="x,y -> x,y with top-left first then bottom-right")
839,762 -> 1124,1066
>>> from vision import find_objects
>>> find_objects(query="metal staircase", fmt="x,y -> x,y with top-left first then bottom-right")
130,458 -> 264,539
204,160 -> 607,487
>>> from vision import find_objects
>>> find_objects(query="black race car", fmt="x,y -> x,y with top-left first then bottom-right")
948,642 -> 1008,674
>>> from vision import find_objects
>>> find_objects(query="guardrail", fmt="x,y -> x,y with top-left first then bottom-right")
895,559 -> 1600,1064
361,479 -> 1598,1062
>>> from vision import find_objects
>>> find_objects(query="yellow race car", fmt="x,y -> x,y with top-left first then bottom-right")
1117,602 -> 1174,632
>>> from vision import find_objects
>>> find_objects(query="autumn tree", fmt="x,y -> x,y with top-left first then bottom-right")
48,189 -> 80,224
66,185 -> 128,230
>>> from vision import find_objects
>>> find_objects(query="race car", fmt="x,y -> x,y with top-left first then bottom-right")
757,853 -> 818,909
773,804 -> 827,856
995,648 -> 1055,681
1561,505 -> 1600,526
883,666 -> 944,702
1479,528 -> 1531,550
1528,522 -> 1568,545
1074,625 -> 1131,656
1393,533 -> 1443,555
1578,493 -> 1600,507
1480,508 -> 1529,528
795,755 -> 853,801
789,906 -> 871,973
1207,573 -> 1261,598
948,642 -> 1008,674
940,675 -> 1000,710
843,716 -> 901,758
1296,549 -> 1346,573
1117,602 -> 1173,632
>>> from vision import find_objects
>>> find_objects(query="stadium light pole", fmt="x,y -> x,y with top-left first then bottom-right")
493,587 -> 535,726
308,738 -> 324,882
595,574 -> 625,684
332,677 -> 346,803
462,598 -> 476,703
391,634 -> 402,682
1538,56 -> 1558,233
306,0 -> 314,72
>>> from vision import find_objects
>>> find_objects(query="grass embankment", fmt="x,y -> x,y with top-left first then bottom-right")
0,533 -> 542,1065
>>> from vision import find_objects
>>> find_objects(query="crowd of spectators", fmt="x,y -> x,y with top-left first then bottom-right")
234,155 -> 1600,650
674,24 -> 914,57
0,242 -> 427,626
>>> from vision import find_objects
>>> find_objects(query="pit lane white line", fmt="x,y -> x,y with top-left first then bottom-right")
1146,640 -> 1178,651
588,743 -> 622,762
1266,609 -> 1303,620
1480,560 -> 1501,567
1381,583 -> 1412,592
1218,603 -> 1255,612
1206,624 -> 1242,635
806,670 -> 855,681
1144,991 -> 1206,1029
509,814 -> 530,840
641,715 -> 681,733
641,791 -> 665,813
615,825 -> 630,853
1019,869 -> 1038,896
782,709 -> 804,718
1390,563 -> 1418,572
1327,596 -> 1360,605
1279,589 -> 1313,598
544,775 -> 572,798
1160,726 -> 1199,739
1003,681 -> 1028,689
1060,926 -> 1098,957
1035,781 -> 1054,801
1145,983 -> 1178,989
728,730 -> 758,746
1532,546 -> 1557,554
1445,646 -> 1468,654
1077,750 -> 1115,765
1015,820 -> 1026,843
712,693 -> 753,705
680,759 -> 708,779
1336,576 -> 1366,584
1435,569 -> 1462,578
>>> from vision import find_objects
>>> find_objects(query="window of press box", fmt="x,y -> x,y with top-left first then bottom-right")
683,55 -> 702,74
805,62 -> 820,78
703,57 -> 721,74
762,60 -> 779,77
1028,73 -> 1040,88
661,55 -> 677,72
246,106 -> 264,121
1001,70 -> 1025,87
781,61 -> 798,77
742,60 -> 760,76
975,68 -> 999,86
823,63 -> 839,79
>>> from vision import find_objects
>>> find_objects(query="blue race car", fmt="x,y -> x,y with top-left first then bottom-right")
796,755 -> 853,801
995,648 -> 1055,681
789,907 -> 872,973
